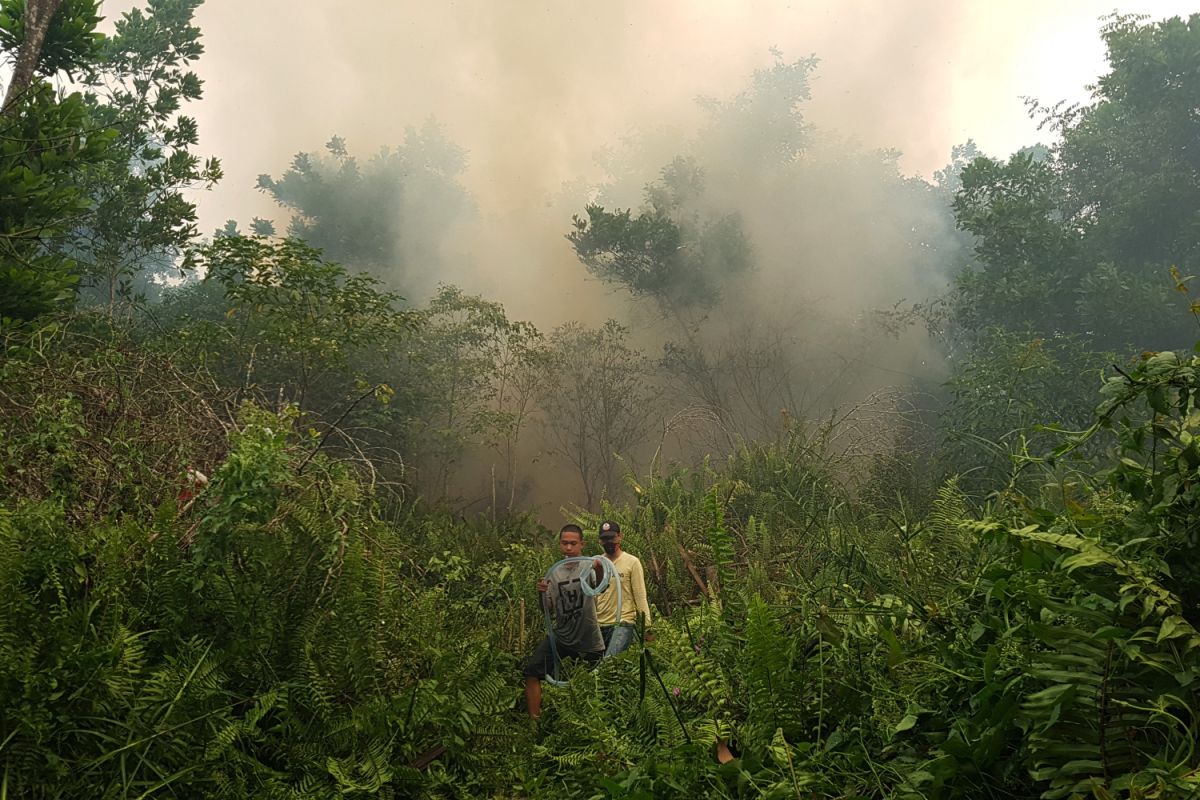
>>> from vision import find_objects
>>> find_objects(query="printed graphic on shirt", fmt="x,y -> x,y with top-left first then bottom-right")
545,561 -> 604,653
556,576 -> 584,624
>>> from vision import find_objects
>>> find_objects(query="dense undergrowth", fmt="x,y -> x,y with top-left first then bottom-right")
4,4 -> 1200,797
3,318 -> 1199,799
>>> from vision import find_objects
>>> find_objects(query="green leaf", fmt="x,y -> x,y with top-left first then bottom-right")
1157,615 -> 1192,643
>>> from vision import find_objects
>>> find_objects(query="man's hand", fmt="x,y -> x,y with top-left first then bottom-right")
537,578 -> 550,593
644,630 -> 656,643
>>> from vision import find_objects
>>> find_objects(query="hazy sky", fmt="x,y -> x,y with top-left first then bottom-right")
92,0 -> 1198,233
88,1 -> 1200,513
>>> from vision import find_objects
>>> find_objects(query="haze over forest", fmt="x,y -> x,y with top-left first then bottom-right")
89,0 -> 1193,516
1,0 -> 1192,519
7,2 -> 1200,796
109,1 -> 1198,314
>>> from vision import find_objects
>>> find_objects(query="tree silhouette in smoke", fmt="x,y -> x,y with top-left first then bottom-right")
256,122 -> 473,295
567,157 -> 752,315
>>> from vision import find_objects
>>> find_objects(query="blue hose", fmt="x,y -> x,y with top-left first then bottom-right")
541,556 -> 622,687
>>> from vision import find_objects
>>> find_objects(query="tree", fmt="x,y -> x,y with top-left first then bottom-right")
569,50 -> 963,451
256,125 -> 472,293
951,13 -> 1200,353
952,150 -> 1085,338
400,285 -> 534,501
190,235 -> 414,415
694,48 -> 817,168
0,0 -> 83,112
0,0 -> 111,321
1059,14 -> 1200,271
568,159 -> 753,441
73,0 -> 221,308
568,157 -> 752,318
540,320 -> 654,510
0,0 -> 220,318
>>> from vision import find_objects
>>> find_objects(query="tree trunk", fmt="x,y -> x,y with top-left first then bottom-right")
2,0 -> 64,114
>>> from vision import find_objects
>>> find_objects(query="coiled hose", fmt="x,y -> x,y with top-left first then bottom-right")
541,556 -> 622,687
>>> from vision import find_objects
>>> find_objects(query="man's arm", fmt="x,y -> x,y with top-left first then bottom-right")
631,558 -> 652,629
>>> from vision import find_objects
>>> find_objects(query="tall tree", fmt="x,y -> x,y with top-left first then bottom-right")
568,157 -> 752,319
399,285 -> 532,500
569,50 -> 959,446
540,320 -> 655,510
1059,14 -> 1200,270
1,0 -> 64,112
952,13 -> 1200,352
256,124 -> 472,293
0,0 -> 110,321
0,0 -> 219,318
74,0 -> 221,308
193,235 -> 414,415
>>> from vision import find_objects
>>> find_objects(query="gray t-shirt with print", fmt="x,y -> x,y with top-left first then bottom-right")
544,560 -> 604,653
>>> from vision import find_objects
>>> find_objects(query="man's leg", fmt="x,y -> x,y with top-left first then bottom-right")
522,638 -> 554,719
604,625 -> 634,657
524,676 -> 542,719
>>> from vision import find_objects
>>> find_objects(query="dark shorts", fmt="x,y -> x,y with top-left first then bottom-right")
522,637 -> 603,679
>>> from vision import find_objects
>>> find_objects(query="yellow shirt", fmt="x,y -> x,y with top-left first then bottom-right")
595,551 -> 652,628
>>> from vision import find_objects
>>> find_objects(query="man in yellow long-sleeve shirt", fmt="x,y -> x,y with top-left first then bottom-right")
594,521 -> 653,656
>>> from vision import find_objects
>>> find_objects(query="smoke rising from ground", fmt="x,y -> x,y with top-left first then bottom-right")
153,0 -> 1192,319
97,0 -> 1200,516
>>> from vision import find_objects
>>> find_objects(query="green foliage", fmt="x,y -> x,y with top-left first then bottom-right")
1064,344 -> 1200,615
568,158 -> 752,313
694,49 -> 818,165
951,515 -> 1200,799
0,389 -> 530,797
940,329 -> 1113,494
256,126 -> 472,292
0,83 -> 113,321
1060,13 -> 1200,272
0,0 -> 218,317
7,302 -> 1200,799
7,7 -> 1200,799
952,150 -> 1083,338
951,14 -> 1200,352
0,315 -> 228,519
400,284 -> 541,499
197,235 -> 414,407
73,0 -> 221,306
0,0 -> 104,80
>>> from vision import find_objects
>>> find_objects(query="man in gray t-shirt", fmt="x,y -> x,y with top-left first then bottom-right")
523,525 -> 604,718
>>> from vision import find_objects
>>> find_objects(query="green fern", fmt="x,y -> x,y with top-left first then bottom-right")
738,593 -> 795,750
987,522 -> 1200,799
